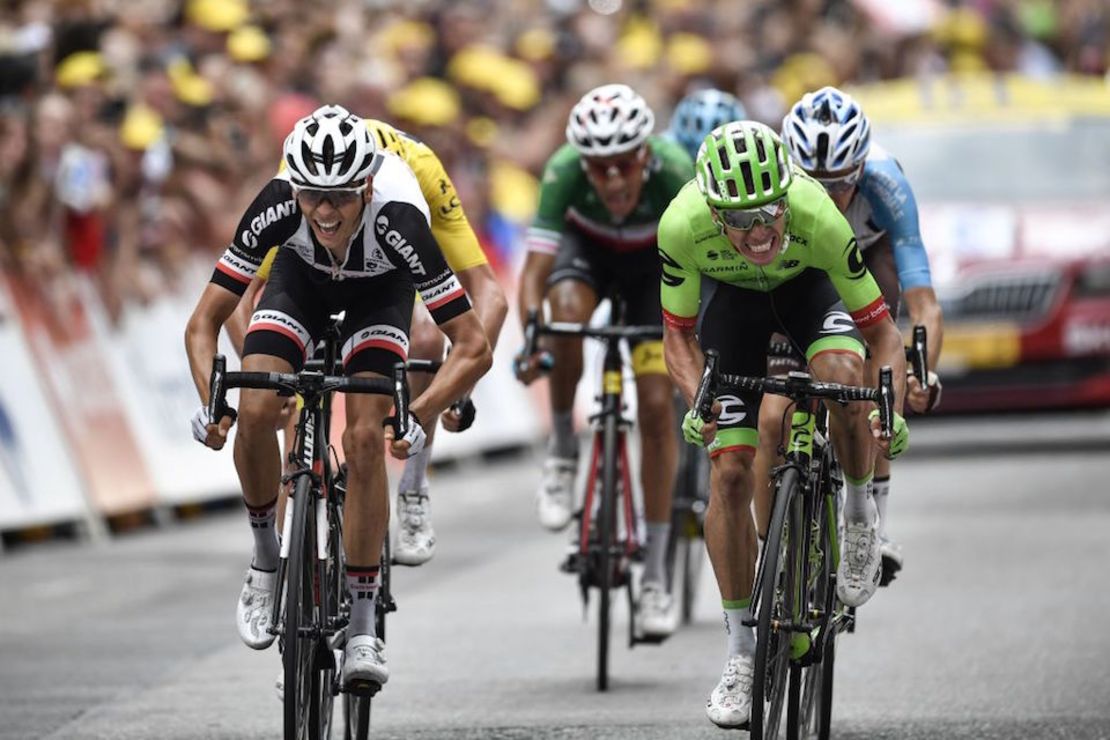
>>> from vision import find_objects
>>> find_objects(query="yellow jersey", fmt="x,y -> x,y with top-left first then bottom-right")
260,119 -> 486,280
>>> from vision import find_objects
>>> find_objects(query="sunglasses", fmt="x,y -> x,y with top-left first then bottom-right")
581,150 -> 645,180
714,195 -> 788,231
813,165 -> 862,193
293,183 -> 367,208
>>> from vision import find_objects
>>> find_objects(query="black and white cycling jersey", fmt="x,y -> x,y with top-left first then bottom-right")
210,152 -> 470,324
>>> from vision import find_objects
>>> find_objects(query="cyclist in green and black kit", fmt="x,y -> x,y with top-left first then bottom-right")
658,121 -> 909,728
514,83 -> 694,639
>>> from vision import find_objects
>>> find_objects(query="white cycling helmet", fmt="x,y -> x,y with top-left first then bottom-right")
283,105 -> 376,188
566,83 -> 654,158
781,86 -> 871,173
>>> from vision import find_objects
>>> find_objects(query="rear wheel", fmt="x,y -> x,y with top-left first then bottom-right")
284,477 -> 318,740
751,467 -> 801,740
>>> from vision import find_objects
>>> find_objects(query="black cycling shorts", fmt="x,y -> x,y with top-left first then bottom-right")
243,248 -> 414,376
546,230 -> 663,338
769,237 -> 900,375
699,269 -> 865,454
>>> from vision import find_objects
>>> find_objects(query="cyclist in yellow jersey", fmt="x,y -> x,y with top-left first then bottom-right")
226,118 -> 508,567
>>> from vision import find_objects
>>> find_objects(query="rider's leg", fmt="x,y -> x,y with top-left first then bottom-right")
636,370 -> 677,586
535,278 -> 597,531
341,389 -> 394,636
809,350 -> 873,519
395,303 -> 444,565
547,279 -> 596,457
235,353 -> 294,571
752,394 -> 790,539
232,353 -> 294,649
704,447 -> 759,728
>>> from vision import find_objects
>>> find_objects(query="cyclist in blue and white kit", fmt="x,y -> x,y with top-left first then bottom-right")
753,87 -> 944,585
668,88 -> 747,161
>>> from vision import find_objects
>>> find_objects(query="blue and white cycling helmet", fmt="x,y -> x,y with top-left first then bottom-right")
669,88 -> 747,161
781,86 -> 871,173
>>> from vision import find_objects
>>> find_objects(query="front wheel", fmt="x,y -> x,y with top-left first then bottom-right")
751,466 -> 801,740
596,417 -> 620,692
284,477 -> 319,740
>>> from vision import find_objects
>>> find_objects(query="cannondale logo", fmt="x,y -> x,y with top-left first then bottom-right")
716,394 -> 746,426
821,312 -> 855,334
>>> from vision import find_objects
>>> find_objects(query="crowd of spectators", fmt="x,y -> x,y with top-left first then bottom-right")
0,0 -> 1106,323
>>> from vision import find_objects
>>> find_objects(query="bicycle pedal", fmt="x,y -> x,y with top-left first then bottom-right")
559,551 -> 584,574
879,558 -> 901,587
344,679 -> 382,698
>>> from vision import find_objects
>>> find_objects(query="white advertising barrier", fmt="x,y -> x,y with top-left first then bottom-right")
0,277 -> 94,532
82,260 -> 242,506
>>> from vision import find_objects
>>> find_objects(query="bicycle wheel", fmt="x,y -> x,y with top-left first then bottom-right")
596,416 -> 620,692
789,486 -> 836,739
751,466 -> 802,740
284,476 -> 319,740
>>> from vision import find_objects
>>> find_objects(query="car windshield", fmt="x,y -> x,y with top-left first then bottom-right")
875,118 -> 1110,202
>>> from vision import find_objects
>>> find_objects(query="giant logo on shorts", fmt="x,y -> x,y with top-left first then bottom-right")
821,311 -> 855,334
716,394 -> 746,426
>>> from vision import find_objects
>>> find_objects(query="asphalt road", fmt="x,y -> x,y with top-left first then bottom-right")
1,414 -> 1109,739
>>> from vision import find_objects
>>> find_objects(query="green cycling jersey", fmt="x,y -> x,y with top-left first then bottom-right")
527,136 -> 694,255
657,169 -> 889,330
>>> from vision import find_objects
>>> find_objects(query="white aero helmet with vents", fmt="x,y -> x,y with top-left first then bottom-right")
781,86 -> 871,173
566,83 -> 654,158
283,105 -> 376,188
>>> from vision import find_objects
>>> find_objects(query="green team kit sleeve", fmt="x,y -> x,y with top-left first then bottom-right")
792,175 -> 891,329
525,144 -> 583,255
657,181 -> 706,330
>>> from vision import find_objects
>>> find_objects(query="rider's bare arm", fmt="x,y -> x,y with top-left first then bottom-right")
903,286 -> 943,370
456,262 -> 508,351
185,283 -> 242,405
410,310 -> 491,424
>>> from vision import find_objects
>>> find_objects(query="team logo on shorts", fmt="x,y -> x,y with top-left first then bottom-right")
821,312 -> 856,334
715,394 -> 746,426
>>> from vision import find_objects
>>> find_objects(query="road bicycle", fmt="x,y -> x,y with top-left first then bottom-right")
521,304 -> 663,692
209,314 -> 439,740
692,350 -> 895,740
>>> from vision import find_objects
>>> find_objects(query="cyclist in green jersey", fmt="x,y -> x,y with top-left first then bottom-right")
658,121 -> 909,729
515,84 -> 694,639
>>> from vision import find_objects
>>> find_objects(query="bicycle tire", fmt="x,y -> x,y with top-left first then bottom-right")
596,417 -> 620,692
792,486 -> 837,740
284,476 -> 318,740
751,466 -> 801,740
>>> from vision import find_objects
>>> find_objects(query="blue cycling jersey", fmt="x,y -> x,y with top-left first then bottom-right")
844,143 -> 933,290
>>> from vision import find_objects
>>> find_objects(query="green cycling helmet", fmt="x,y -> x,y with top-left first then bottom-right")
696,121 -> 793,209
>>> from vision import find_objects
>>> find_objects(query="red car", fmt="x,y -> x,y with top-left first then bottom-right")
852,74 -> 1110,413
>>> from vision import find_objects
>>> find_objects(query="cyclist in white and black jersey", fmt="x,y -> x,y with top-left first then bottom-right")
184,105 -> 492,688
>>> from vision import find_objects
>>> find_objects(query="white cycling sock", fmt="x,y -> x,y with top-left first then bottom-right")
873,476 -> 891,539
398,445 -> 432,494
347,565 -> 380,638
245,497 -> 279,571
642,521 -> 671,587
723,600 -> 755,657
548,410 -> 577,460
842,474 -> 875,525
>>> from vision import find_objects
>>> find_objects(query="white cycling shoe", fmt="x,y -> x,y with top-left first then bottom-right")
237,566 -> 278,650
705,654 -> 754,728
837,513 -> 882,607
636,582 -> 679,639
536,457 -> 576,531
394,488 -> 436,566
342,635 -> 389,688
